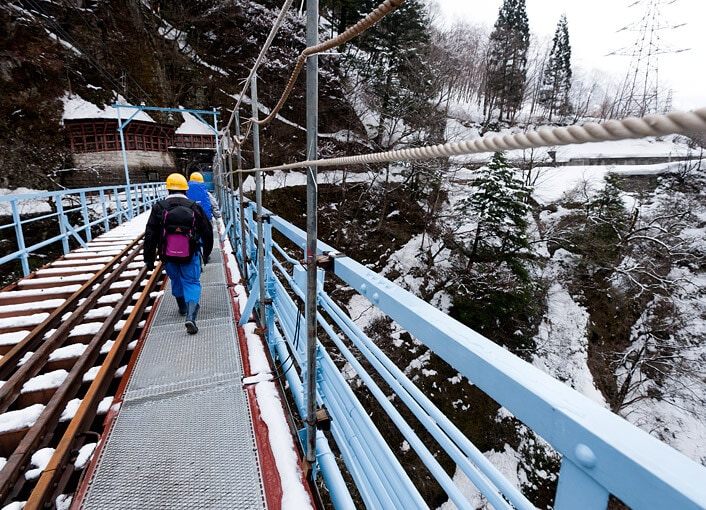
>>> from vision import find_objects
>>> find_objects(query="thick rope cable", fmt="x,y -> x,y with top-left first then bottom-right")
248,0 -> 406,128
223,0 -> 296,136
236,108 -> 706,173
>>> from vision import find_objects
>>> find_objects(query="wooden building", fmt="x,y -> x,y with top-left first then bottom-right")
61,95 -> 217,187
65,119 -> 174,154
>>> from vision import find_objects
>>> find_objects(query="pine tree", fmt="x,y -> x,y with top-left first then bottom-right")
320,0 -> 363,35
449,151 -> 537,356
541,14 -> 572,121
585,173 -> 631,263
345,0 -> 435,149
339,0 -> 441,223
483,0 -> 530,124
454,151 -> 531,272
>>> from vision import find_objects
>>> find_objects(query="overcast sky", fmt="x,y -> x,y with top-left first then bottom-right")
430,0 -> 706,111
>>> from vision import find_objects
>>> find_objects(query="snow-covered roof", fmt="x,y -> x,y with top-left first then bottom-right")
62,93 -> 156,123
175,111 -> 215,135
60,94 -> 217,136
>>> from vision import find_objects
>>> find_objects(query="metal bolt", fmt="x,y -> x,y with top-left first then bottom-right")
575,443 -> 597,468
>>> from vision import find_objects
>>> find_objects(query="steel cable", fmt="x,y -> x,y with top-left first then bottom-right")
246,0 -> 406,129
234,108 -> 706,172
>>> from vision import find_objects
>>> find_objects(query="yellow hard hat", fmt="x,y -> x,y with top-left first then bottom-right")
166,173 -> 188,191
189,172 -> 204,182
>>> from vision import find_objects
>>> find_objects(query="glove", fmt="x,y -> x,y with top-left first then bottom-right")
145,261 -> 155,271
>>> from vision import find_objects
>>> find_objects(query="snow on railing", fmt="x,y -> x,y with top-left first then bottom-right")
0,183 -> 165,278
208,1 -> 706,505
222,195 -> 706,510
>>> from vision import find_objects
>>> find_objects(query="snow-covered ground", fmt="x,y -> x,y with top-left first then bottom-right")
236,130 -> 706,505
2,130 -> 704,507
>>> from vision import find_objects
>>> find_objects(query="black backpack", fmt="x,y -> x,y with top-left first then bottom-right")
159,200 -> 199,264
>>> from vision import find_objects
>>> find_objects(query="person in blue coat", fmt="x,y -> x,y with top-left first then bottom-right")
186,171 -> 213,221
144,173 -> 213,334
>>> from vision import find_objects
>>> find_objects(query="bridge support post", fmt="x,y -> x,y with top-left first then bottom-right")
304,0 -> 320,468
115,107 -> 134,220
251,76 -> 266,330
236,112 -> 248,283
555,457 -> 609,509
54,195 -> 71,255
10,201 -> 30,276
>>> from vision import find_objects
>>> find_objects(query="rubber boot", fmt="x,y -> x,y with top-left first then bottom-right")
175,296 -> 187,316
185,302 -> 200,335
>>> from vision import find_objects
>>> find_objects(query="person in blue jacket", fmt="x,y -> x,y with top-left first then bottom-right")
186,171 -> 213,221
144,173 -> 213,334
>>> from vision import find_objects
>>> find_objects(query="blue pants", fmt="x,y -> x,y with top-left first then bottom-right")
165,254 -> 202,303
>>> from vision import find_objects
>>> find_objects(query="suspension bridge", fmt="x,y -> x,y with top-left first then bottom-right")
1,0 -> 706,508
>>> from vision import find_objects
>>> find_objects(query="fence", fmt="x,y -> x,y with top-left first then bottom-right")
217,189 -> 706,510
3,0 -> 705,505
0,183 -> 165,278
206,0 -> 706,503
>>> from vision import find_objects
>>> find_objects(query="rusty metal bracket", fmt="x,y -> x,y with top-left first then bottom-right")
315,251 -> 344,272
315,407 -> 331,431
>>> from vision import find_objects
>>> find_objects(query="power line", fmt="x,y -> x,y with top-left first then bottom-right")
62,1 -> 162,107
22,0 -> 162,109
608,0 -> 689,117
23,0 -> 124,96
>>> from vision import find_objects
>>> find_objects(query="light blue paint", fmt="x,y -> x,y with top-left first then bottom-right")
0,183 -> 165,276
9,186 -> 704,509
223,196 -> 706,510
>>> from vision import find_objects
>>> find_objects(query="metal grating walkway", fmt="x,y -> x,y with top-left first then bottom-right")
78,238 -> 268,510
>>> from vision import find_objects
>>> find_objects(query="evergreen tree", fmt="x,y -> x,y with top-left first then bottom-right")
339,0 -> 441,223
449,151 -> 537,356
583,172 -> 631,266
540,14 -> 572,121
347,0 -> 435,148
483,0 -> 530,124
320,0 -> 362,35
454,151 -> 532,271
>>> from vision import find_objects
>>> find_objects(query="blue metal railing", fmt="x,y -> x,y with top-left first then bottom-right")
218,190 -> 706,510
5,181 -> 703,507
0,183 -> 165,277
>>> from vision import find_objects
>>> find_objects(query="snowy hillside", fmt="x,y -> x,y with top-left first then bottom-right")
244,129 -> 706,506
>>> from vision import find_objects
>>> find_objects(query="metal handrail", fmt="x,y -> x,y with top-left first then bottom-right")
0,183 -> 165,277
224,193 -> 706,510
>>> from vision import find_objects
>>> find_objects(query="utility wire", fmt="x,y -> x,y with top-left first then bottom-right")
23,0 -> 128,99
24,0 -> 183,138
61,1 -> 163,109
222,0 -> 406,158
